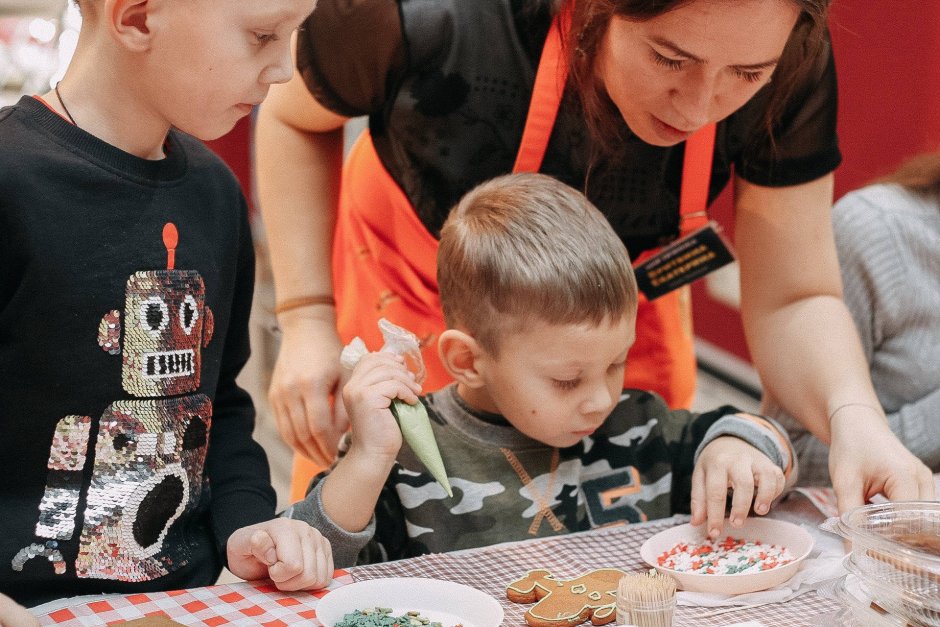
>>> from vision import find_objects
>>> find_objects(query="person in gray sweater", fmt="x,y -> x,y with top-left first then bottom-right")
768,151 -> 940,485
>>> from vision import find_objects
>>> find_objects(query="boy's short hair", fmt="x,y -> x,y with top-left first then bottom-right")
438,173 -> 638,354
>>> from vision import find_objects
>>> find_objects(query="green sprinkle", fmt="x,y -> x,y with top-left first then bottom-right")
334,607 -> 457,627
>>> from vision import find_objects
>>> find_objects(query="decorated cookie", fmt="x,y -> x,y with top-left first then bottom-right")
507,568 -> 628,626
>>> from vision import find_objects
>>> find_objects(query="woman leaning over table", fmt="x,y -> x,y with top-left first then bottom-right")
254,0 -> 935,510
767,150 -> 940,485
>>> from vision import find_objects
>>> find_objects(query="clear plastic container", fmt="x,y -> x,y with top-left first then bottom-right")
615,598 -> 676,627
616,572 -> 676,627
821,501 -> 940,627
822,575 -> 909,627
844,552 -> 940,626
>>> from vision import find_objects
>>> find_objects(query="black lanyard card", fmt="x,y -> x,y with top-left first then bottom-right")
634,221 -> 736,300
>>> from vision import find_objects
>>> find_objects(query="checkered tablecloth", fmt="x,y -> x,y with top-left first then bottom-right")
349,515 -> 842,626
36,570 -> 353,626
34,486 -> 857,627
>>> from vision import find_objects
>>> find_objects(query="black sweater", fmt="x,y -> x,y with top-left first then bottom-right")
0,97 -> 275,606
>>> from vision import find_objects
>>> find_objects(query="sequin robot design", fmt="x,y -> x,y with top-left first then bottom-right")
12,224 -> 215,582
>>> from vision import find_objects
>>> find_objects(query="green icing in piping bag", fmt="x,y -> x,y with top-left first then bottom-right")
390,399 -> 453,497
340,320 -> 453,498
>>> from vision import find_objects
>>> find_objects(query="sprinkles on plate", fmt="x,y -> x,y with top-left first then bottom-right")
334,607 -> 459,627
656,536 -> 794,575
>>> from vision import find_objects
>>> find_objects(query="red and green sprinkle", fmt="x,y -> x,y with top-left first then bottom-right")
656,536 -> 794,575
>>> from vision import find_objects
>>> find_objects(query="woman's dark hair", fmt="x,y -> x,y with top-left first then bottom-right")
876,151 -> 940,200
565,0 -> 833,155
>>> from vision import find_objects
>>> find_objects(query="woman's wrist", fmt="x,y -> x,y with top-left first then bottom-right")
828,402 -> 885,424
274,299 -> 338,331
274,294 -> 335,315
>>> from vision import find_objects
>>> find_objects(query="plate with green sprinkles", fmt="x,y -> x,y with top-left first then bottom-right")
315,577 -> 503,627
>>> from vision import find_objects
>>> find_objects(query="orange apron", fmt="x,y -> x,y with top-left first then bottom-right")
291,4 -> 716,496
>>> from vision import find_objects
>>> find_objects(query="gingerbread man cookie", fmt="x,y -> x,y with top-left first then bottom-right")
506,568 -> 628,626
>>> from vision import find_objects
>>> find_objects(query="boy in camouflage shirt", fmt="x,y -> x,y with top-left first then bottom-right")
288,173 -> 796,567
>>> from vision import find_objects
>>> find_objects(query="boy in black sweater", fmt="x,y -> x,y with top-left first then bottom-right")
0,0 -> 328,614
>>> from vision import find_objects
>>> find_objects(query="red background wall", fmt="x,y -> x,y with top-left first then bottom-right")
203,116 -> 255,216
692,1 -> 940,365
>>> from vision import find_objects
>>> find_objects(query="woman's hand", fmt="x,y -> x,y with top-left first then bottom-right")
691,436 -> 787,540
828,407 -> 935,513
268,313 -> 349,467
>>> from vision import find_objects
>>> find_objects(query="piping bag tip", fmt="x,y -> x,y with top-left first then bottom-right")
391,399 -> 453,497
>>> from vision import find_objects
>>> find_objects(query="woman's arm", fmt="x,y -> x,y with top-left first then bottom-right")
734,173 -> 934,512
255,56 -> 351,467
835,188 -> 940,471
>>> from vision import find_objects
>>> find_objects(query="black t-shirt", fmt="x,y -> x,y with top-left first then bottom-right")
0,97 -> 275,606
298,0 -> 841,255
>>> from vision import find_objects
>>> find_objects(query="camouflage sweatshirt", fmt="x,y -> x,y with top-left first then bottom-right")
287,385 -> 795,567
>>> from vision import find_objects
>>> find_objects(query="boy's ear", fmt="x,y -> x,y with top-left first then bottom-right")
438,329 -> 485,388
107,0 -> 152,51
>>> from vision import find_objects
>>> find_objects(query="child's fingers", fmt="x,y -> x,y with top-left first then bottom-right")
727,466 -> 755,529
355,354 -> 420,389
299,537 -> 335,590
272,528 -> 333,591
704,470 -> 730,540
314,535 -> 334,589
752,464 -> 785,515
269,534 -> 314,589
689,464 -> 707,526
0,591 -> 41,627
346,358 -> 422,405
366,377 -> 421,405
249,529 -> 278,567
347,382 -> 420,420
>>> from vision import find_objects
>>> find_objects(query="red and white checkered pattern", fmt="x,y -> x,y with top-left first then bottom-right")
38,570 -> 352,626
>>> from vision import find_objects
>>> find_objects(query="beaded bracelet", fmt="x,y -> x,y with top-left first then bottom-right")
273,294 -> 336,315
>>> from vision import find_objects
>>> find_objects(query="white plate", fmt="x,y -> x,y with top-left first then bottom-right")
639,518 -> 814,595
316,577 -> 504,627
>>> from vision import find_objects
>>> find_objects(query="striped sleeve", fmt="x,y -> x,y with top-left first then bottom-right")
694,413 -> 798,487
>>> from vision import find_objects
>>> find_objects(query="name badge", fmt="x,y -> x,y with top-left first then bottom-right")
633,221 -> 736,300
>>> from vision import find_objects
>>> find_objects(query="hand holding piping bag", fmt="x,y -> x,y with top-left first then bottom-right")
340,319 -> 453,497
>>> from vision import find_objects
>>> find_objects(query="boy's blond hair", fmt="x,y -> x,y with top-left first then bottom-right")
438,173 -> 638,354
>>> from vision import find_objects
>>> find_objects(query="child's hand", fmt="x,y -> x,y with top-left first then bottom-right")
226,519 -> 334,591
0,592 -> 39,627
341,352 -> 423,459
690,436 -> 786,540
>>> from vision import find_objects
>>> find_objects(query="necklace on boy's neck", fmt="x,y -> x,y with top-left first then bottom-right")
54,82 -> 78,127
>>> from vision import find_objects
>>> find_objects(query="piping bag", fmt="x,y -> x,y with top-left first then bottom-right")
339,319 -> 453,497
